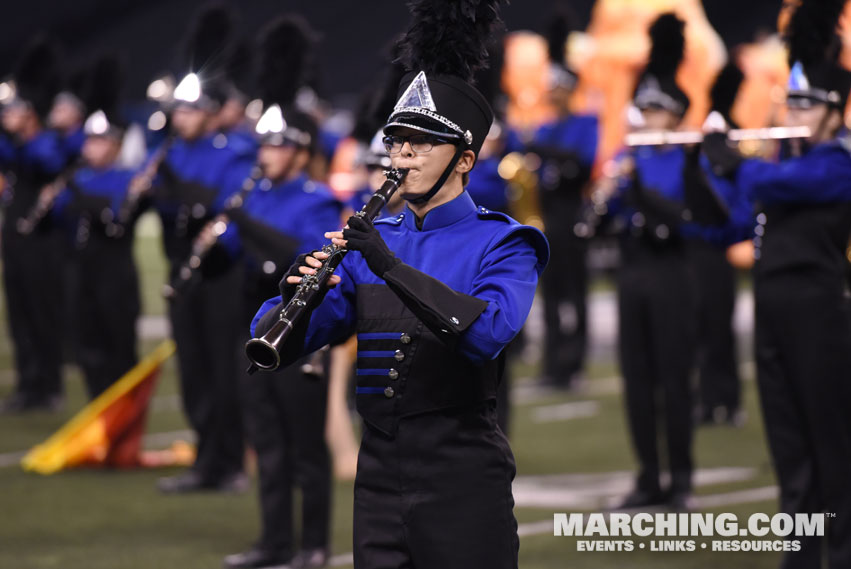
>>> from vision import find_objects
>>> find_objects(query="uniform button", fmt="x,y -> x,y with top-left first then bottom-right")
394,350 -> 405,362
400,333 -> 411,344
450,316 -> 460,326
388,368 -> 399,380
384,386 -> 395,398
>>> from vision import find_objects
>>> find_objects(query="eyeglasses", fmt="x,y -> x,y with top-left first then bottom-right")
382,134 -> 452,154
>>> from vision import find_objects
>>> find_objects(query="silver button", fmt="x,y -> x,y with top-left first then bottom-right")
394,350 -> 405,362
450,316 -> 460,326
384,386 -> 395,398
388,369 -> 399,380
400,333 -> 411,344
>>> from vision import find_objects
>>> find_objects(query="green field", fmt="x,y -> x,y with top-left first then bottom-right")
0,223 -> 785,569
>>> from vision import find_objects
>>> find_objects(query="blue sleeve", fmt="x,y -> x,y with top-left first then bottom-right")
33,136 -> 65,176
206,160 -> 256,258
737,147 -> 851,204
576,115 -> 599,167
0,134 -> 13,166
457,232 -> 541,364
303,196 -> 343,251
216,221 -> 242,260
212,158 -> 255,213
250,253 -> 358,350
51,187 -> 73,219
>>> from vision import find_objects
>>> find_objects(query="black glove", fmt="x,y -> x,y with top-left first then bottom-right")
279,251 -> 318,301
342,215 -> 401,278
682,143 -> 730,226
702,132 -> 743,179
629,169 -> 686,228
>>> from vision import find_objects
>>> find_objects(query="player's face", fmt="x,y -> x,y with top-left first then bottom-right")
2,104 -> 30,134
171,105 -> 209,141
259,144 -> 300,181
640,108 -> 680,131
49,100 -> 83,132
785,103 -> 842,144
387,128 -> 459,200
82,136 -> 120,169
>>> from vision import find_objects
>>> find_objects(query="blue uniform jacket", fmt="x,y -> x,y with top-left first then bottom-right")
218,174 -> 341,263
735,139 -> 851,205
533,114 -> 599,169
252,190 -> 549,366
155,134 -> 255,215
693,154 -> 755,247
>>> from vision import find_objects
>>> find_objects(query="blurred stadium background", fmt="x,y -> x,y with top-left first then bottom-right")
0,1 -> 813,568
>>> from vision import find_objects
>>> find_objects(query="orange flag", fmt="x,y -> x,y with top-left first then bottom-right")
22,340 -> 177,474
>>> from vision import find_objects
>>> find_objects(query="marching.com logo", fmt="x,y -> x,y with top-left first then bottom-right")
553,512 -> 831,552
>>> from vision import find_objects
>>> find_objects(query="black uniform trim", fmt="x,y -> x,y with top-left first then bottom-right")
383,262 -> 488,346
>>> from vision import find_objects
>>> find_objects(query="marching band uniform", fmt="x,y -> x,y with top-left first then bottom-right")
702,2 -> 851,564
251,2 -> 547,565
0,38 -> 67,412
55,164 -> 139,398
609,14 -> 727,510
531,113 -> 598,388
224,17 -> 337,569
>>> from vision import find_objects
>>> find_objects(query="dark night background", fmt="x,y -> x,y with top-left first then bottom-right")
0,0 -> 782,107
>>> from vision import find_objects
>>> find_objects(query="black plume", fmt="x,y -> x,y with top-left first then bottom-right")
184,3 -> 235,74
226,40 -> 254,99
64,66 -> 88,101
14,34 -> 61,118
785,0 -> 846,69
352,42 -> 408,142
83,55 -> 124,117
709,61 -> 743,119
396,0 -> 505,82
646,12 -> 685,79
256,14 -> 317,107
546,2 -> 576,64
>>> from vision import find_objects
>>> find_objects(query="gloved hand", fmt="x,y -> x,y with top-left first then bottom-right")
342,215 -> 401,278
279,251 -> 317,300
702,131 -> 743,179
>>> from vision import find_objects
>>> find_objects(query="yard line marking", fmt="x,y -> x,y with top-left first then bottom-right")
532,401 -> 600,423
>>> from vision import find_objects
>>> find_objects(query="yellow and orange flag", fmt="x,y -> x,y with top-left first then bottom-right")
21,340 -> 189,474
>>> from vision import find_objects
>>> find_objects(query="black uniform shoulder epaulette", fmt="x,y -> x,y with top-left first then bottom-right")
375,212 -> 405,226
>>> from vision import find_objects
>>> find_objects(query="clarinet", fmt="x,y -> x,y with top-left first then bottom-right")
106,136 -> 175,238
162,165 -> 263,299
245,167 -> 409,372
16,162 -> 83,235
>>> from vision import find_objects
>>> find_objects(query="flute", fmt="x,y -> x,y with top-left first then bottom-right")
625,126 -> 811,147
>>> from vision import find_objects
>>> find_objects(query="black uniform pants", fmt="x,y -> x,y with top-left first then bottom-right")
689,239 -> 740,415
168,266 -> 244,482
1,228 -> 64,403
353,401 -> 518,569
76,239 -> 140,399
755,279 -> 851,569
541,232 -> 588,386
618,252 -> 696,495
240,347 -> 331,556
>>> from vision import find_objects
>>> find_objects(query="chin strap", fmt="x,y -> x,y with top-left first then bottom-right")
407,145 -> 465,205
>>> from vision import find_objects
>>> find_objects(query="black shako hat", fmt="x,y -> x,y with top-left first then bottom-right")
383,0 -> 505,204
385,71 -> 493,156
784,0 -> 851,110
254,15 -> 318,152
633,12 -> 689,117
